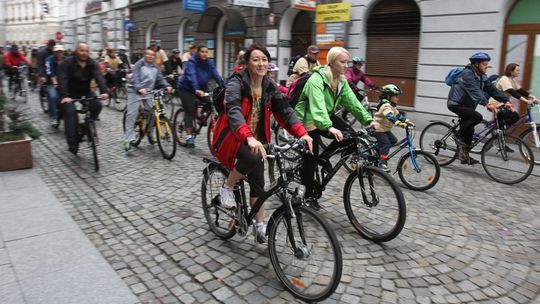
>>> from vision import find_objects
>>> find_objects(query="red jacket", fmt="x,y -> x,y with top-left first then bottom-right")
212,70 -> 307,169
5,52 -> 30,67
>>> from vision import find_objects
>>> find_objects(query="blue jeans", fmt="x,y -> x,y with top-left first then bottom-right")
47,84 -> 59,120
373,131 -> 398,156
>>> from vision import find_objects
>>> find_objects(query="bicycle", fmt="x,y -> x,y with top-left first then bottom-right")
173,92 -> 216,150
201,139 -> 342,302
39,83 -> 49,113
106,75 -> 128,112
268,130 -> 406,243
73,96 -> 100,172
9,65 -> 29,103
122,89 -> 177,160
419,106 -> 535,184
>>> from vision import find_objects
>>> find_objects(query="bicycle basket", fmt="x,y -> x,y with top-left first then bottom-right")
529,103 -> 540,124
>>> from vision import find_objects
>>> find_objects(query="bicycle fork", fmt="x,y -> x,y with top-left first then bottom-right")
357,168 -> 379,207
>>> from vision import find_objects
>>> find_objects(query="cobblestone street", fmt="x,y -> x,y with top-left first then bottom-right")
22,91 -> 540,304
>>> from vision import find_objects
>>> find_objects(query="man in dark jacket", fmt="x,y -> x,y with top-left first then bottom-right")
37,39 -> 55,84
447,52 -> 509,165
59,42 -> 108,154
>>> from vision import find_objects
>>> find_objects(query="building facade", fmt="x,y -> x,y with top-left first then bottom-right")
59,0 -> 130,53
1,0 -> 62,47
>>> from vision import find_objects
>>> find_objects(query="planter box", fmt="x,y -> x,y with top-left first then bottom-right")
0,134 -> 33,171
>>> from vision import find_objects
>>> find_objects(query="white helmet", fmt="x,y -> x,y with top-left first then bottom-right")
118,45 -> 127,51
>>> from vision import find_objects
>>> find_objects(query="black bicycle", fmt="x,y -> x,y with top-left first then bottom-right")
419,107 -> 534,184
39,83 -> 49,113
268,130 -> 406,243
173,92 -> 216,150
202,139 -> 342,302
74,97 -> 100,172
9,65 -> 29,103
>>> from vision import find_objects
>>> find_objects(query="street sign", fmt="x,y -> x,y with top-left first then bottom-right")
55,31 -> 63,41
123,20 -> 134,32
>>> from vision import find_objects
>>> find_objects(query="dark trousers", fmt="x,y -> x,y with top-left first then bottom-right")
179,90 -> 198,129
373,131 -> 398,156
301,115 -> 354,197
448,105 -> 483,147
236,144 -> 265,198
61,98 -> 102,147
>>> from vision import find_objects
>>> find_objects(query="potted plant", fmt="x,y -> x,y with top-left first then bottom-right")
0,93 -> 41,171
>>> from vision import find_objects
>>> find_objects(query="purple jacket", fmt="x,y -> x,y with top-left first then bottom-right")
345,67 -> 375,93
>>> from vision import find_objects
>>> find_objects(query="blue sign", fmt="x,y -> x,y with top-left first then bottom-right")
183,0 -> 205,13
123,19 -> 134,32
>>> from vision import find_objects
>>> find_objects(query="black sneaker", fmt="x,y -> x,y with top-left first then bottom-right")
307,197 -> 321,211
461,157 -> 479,165
504,145 -> 514,153
68,145 -> 78,155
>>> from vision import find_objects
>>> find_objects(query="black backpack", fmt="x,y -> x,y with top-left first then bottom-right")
286,55 -> 304,76
212,73 -> 242,115
287,71 -> 315,109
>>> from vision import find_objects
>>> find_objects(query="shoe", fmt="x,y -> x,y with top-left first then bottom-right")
461,157 -> 479,165
453,135 -> 466,147
504,145 -> 514,153
378,160 -> 391,173
50,119 -> 59,128
219,184 -> 236,209
306,197 -> 321,211
186,137 -> 195,148
253,223 -> 267,244
68,145 -> 78,155
123,141 -> 131,152
147,133 -> 155,144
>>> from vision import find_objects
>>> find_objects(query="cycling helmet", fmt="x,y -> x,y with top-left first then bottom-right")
172,48 -> 180,54
469,52 -> 491,62
352,56 -> 365,64
268,63 -> 279,72
118,45 -> 127,51
381,84 -> 403,96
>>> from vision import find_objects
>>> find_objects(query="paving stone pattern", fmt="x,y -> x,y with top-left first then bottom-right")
22,92 -> 540,303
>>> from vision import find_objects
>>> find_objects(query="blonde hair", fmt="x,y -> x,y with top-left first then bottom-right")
324,46 -> 350,83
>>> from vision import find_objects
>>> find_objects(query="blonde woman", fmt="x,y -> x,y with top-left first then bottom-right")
294,46 -> 375,210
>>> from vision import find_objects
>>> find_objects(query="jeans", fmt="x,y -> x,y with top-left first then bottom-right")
61,96 -> 102,147
47,84 -> 59,120
373,131 -> 398,156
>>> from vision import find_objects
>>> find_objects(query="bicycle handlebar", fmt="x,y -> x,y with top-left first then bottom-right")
264,138 -> 307,158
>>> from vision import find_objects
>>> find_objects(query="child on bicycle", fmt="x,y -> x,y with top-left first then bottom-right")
372,84 -> 412,171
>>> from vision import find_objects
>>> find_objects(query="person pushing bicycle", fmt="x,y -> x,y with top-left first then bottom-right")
447,52 -> 509,165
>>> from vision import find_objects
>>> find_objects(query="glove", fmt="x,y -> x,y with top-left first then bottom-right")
404,119 -> 415,127
486,103 -> 497,112
395,121 -> 406,128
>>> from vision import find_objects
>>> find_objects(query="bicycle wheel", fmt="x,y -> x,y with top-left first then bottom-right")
21,78 -> 28,103
397,150 -> 440,191
162,92 -> 175,120
156,115 -> 176,160
122,111 -> 145,147
114,86 -> 128,112
206,112 -> 216,154
267,205 -> 342,302
39,87 -> 49,113
173,108 -> 187,144
343,166 -> 406,242
201,164 -> 236,239
481,134 -> 534,184
87,120 -> 99,172
519,127 -> 540,165
419,121 -> 458,166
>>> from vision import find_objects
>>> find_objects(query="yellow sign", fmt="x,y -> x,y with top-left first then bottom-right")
315,3 -> 351,23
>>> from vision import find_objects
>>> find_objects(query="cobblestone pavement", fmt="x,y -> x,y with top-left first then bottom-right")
18,91 -> 540,304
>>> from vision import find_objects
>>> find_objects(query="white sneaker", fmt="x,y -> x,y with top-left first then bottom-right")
254,223 -> 267,244
219,184 -> 236,209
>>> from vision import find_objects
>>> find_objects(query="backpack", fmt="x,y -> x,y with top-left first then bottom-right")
212,73 -> 242,115
287,55 -> 304,76
287,70 -> 314,109
444,67 -> 464,86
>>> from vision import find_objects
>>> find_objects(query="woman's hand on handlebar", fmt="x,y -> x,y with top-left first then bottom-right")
99,93 -> 109,100
138,88 -> 147,96
195,90 -> 205,97
247,137 -> 267,159
300,134 -> 313,154
61,97 -> 73,104
329,127 -> 343,142
166,86 -> 173,94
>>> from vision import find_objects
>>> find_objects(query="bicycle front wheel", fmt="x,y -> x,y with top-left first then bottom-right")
114,86 -> 128,112
419,121 -> 457,166
122,111 -> 145,147
343,166 -> 406,242
268,205 -> 342,303
206,112 -> 216,154
87,120 -> 99,172
155,116 -> 176,160
173,108 -> 187,144
519,127 -> 540,165
481,134 -> 534,184
397,150 -> 440,191
201,164 -> 236,239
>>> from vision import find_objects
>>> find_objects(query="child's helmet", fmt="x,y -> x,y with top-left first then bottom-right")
352,57 -> 365,64
381,84 -> 402,96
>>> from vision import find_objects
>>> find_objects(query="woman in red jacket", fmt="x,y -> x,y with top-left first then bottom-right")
212,43 -> 312,243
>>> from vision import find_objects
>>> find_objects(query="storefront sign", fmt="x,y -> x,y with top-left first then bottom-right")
316,33 -> 345,47
207,40 -> 215,49
183,0 -> 205,13
266,29 -> 278,46
224,30 -> 246,36
292,0 -> 316,11
85,0 -> 102,14
279,39 -> 291,47
315,3 -> 351,23
232,0 -> 269,8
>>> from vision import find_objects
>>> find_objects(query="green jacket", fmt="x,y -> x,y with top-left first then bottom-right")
294,65 -> 372,131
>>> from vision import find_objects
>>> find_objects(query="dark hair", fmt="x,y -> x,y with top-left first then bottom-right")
47,39 -> 56,47
196,44 -> 208,53
243,43 -> 271,63
504,63 -> 520,77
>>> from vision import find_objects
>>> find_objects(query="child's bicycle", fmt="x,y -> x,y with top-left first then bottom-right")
122,89 -> 177,160
201,139 -> 342,302
352,124 -> 441,191
419,105 -> 535,184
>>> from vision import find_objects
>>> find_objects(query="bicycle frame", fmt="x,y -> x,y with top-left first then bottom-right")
150,90 -> 171,138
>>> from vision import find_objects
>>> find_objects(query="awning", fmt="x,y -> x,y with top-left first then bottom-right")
196,6 -> 247,34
